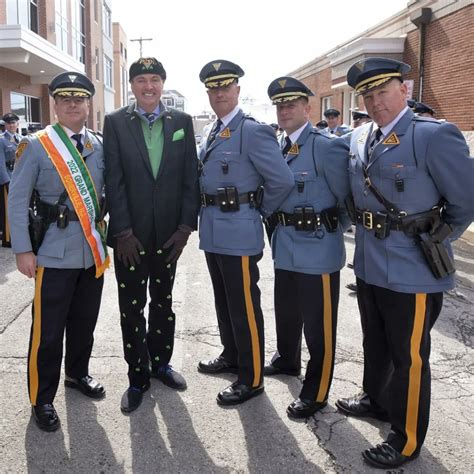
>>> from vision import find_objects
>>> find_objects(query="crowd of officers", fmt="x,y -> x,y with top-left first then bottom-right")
3,56 -> 473,470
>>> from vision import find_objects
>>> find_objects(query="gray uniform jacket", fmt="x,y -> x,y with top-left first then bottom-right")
349,109 -> 474,293
272,123 -> 350,275
0,132 -> 18,183
8,128 -> 105,269
199,109 -> 294,256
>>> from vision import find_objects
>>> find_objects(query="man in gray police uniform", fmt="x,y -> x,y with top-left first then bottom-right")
264,77 -> 350,418
197,60 -> 293,405
8,72 -> 106,432
335,57 -> 474,468
0,112 -> 21,247
324,108 -> 351,136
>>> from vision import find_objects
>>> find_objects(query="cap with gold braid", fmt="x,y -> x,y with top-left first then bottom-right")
48,71 -> 95,98
267,77 -> 314,104
199,60 -> 244,88
347,57 -> 411,95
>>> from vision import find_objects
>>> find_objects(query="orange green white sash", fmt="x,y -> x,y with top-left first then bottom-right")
37,124 -> 109,277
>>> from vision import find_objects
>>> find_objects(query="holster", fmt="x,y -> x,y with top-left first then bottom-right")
217,186 -> 240,212
321,207 -> 339,233
28,209 -> 48,255
344,195 -> 356,224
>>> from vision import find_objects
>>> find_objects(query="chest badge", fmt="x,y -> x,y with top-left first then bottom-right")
219,127 -> 231,138
357,130 -> 369,144
383,132 -> 400,145
85,140 -> 93,151
288,143 -> 299,155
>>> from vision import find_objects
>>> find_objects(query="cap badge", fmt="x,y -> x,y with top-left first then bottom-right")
68,74 -> 78,82
278,79 -> 287,88
212,62 -> 222,71
139,58 -> 155,69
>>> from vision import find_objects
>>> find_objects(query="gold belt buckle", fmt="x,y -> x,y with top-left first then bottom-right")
363,211 -> 373,230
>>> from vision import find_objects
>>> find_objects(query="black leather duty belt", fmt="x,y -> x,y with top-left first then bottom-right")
355,209 -> 403,231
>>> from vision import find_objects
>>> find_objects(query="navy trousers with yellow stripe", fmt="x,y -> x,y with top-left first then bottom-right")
273,270 -> 340,402
28,266 -> 103,406
205,252 -> 264,388
356,278 -> 443,456
0,183 -> 11,247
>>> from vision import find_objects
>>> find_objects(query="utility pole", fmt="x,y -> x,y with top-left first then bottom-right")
130,37 -> 153,57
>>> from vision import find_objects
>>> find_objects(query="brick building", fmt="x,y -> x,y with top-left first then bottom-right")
290,0 -> 473,143
0,0 -> 128,133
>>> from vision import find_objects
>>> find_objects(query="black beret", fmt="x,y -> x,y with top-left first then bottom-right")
347,57 -> 411,94
129,57 -> 166,81
199,60 -> 244,88
267,77 -> 314,104
48,71 -> 95,98
2,112 -> 20,123
324,108 -> 340,117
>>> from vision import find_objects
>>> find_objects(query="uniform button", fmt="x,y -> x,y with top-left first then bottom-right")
364,190 -> 368,196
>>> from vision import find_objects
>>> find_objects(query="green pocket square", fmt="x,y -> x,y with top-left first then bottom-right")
172,128 -> 185,141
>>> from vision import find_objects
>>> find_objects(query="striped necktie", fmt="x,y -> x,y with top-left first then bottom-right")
207,119 -> 223,147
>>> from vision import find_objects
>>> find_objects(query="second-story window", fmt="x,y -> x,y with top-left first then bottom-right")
55,0 -> 68,52
102,2 -> 112,38
71,0 -> 86,63
6,0 -> 39,33
104,55 -> 113,88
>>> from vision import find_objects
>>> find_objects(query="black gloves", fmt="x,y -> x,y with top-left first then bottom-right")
115,229 -> 145,267
163,224 -> 193,263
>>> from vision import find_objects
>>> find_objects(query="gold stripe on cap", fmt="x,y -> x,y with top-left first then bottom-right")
206,77 -> 238,88
52,87 -> 91,97
355,72 -> 402,93
271,91 -> 309,100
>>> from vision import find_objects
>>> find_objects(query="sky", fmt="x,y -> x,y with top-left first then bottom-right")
112,0 -> 409,116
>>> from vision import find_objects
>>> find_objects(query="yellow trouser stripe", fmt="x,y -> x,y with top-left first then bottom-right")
3,186 -> 10,242
316,273 -> 333,402
29,267 -> 44,406
402,293 -> 426,456
241,256 -> 261,387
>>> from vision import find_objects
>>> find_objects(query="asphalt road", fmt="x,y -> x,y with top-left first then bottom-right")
0,231 -> 472,473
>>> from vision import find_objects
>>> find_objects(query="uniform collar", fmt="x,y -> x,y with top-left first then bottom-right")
380,106 -> 409,137
219,106 -> 240,128
286,121 -> 310,144
60,124 -> 87,141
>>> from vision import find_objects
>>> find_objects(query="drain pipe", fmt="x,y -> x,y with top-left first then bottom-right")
410,7 -> 432,102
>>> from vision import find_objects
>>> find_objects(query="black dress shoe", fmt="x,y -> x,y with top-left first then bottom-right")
263,362 -> 300,376
120,384 -> 150,414
335,392 -> 388,421
32,404 -> 60,432
287,398 -> 327,418
198,357 -> 238,374
362,443 -> 418,468
217,382 -> 264,405
345,282 -> 357,292
65,375 -> 106,399
151,365 -> 187,390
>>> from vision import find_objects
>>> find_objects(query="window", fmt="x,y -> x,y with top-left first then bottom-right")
10,92 -> 41,124
71,0 -> 86,63
102,2 -> 112,38
321,97 -> 331,119
104,55 -> 113,88
7,0 -> 39,33
55,0 -> 68,52
96,111 -> 101,131
95,48 -> 100,80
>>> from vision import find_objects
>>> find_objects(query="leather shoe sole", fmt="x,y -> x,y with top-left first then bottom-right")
120,384 -> 150,414
263,364 -> 300,377
217,383 -> 264,406
31,405 -> 60,432
198,358 -> 238,374
65,376 -> 106,399
362,443 -> 418,468
287,399 -> 327,418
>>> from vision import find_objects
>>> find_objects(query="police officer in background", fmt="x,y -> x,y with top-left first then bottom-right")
8,72 -> 107,432
336,58 -> 474,468
350,108 -> 372,128
0,112 -> 21,247
324,109 -> 351,136
414,102 -> 436,118
197,60 -> 293,405
264,77 -> 350,418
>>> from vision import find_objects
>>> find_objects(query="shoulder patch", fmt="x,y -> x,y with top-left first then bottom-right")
15,141 -> 28,161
